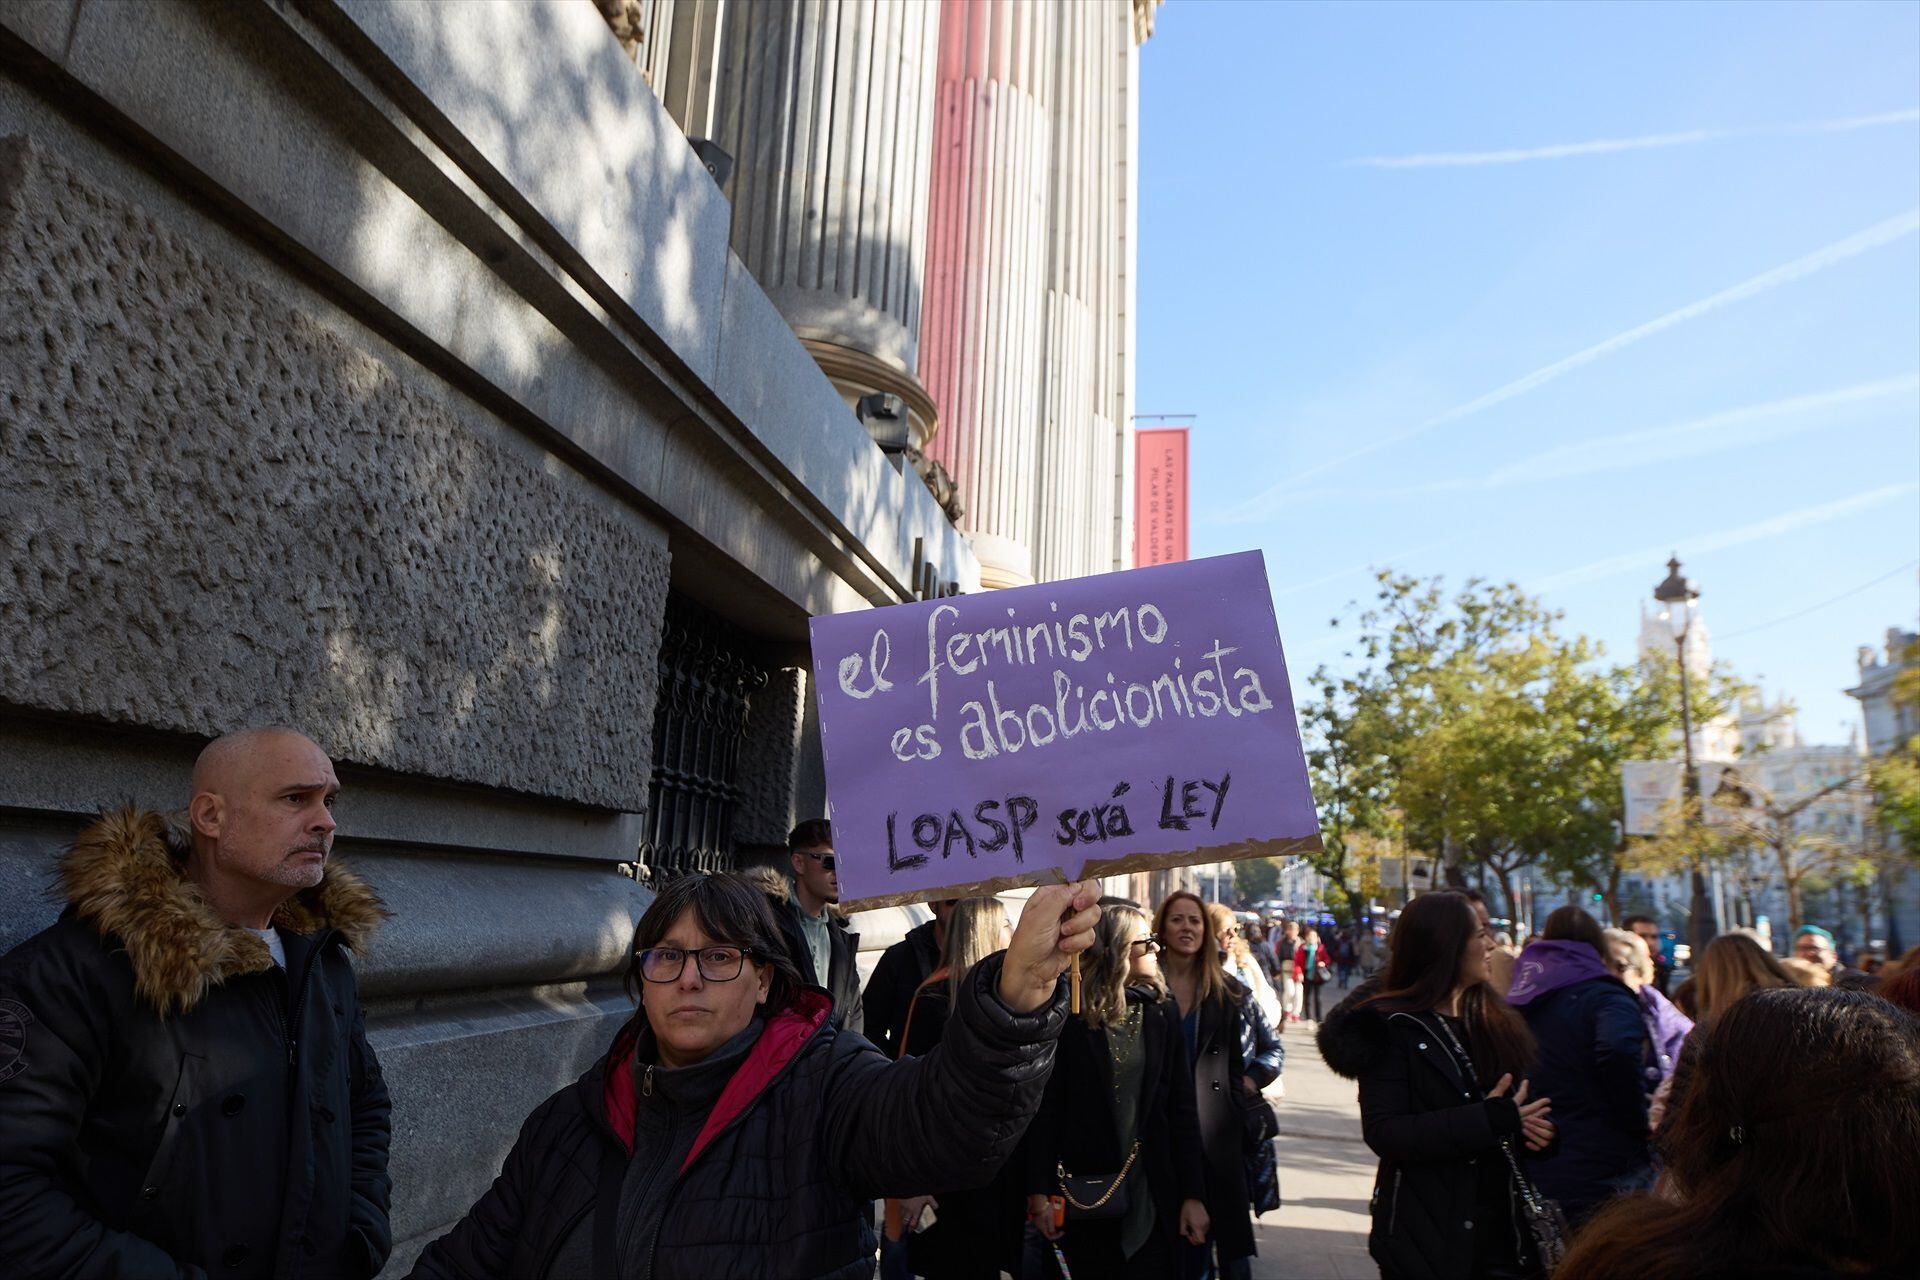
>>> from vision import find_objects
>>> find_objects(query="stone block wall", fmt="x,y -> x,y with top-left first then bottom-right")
0,137 -> 670,810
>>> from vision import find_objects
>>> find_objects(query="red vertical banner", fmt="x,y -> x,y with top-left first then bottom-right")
1133,428 -> 1190,567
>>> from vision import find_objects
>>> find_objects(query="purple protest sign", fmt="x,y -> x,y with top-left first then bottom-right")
808,550 -> 1321,909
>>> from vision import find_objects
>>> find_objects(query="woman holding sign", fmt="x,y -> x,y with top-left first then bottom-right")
1156,891 -> 1284,1280
1024,903 -> 1210,1278
407,873 -> 1098,1280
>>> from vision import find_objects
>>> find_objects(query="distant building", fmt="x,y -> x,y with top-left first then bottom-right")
1848,627 -> 1920,756
1623,601 -> 1872,950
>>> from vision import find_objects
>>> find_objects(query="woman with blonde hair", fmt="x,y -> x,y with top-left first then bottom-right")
1158,892 -> 1282,1280
1690,934 -> 1797,1024
1210,902 -> 1282,1029
1024,903 -> 1208,1277
1652,933 -> 1799,1135
893,898 -> 1014,1279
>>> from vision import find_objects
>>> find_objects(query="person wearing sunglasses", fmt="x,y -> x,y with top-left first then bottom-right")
758,818 -> 865,1032
410,871 -> 1100,1280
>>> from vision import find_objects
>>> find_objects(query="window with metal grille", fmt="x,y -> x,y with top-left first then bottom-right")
636,597 -> 769,884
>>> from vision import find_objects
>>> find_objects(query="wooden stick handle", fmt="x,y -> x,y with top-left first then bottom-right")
1069,950 -> 1082,1014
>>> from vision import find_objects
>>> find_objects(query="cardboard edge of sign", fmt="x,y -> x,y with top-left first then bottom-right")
836,832 -> 1326,914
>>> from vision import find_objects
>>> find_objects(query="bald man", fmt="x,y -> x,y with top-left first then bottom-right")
0,728 -> 392,1280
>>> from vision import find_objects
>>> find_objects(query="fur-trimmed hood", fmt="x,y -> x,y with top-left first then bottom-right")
1315,976 -> 1391,1080
58,806 -> 386,1015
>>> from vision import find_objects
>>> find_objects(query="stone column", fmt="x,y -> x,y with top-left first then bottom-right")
919,0 -> 1055,589
693,0 -> 944,447
1031,0 -> 1135,583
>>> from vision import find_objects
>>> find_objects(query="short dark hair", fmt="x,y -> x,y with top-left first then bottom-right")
624,873 -> 805,1013
1459,886 -> 1487,906
1623,914 -> 1657,931
1542,905 -> 1609,963
787,818 -> 832,853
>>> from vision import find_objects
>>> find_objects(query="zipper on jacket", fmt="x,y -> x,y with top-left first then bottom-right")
1387,1168 -> 1402,1236
641,1065 -> 654,1097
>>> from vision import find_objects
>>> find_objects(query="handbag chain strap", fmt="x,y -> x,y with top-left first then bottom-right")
1057,1141 -> 1142,1210
1430,1014 -> 1551,1215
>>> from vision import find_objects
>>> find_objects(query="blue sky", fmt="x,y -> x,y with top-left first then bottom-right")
1137,0 -> 1920,745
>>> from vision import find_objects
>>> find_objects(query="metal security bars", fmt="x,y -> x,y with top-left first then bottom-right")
636,598 -> 769,884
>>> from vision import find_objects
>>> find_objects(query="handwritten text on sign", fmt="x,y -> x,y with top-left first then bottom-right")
809,551 -> 1321,908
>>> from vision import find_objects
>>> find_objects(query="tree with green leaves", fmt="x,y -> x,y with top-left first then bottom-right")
1304,570 -> 1745,926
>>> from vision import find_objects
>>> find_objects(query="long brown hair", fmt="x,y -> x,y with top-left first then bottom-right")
1557,988 -> 1920,1280
1361,891 -> 1534,1088
1692,934 -> 1796,1025
1155,890 -> 1231,1007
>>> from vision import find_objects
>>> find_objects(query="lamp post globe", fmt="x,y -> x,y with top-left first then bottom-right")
1653,554 -> 1717,957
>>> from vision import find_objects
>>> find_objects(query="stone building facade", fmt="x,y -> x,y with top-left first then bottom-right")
0,0 -> 1153,1269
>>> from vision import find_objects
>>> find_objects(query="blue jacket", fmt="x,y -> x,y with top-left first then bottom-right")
1507,940 -> 1651,1210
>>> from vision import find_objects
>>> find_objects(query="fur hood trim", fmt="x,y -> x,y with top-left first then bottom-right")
744,863 -> 791,903
59,807 -> 387,1016
1315,978 -> 1392,1080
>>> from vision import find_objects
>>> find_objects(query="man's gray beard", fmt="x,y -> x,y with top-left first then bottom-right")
265,850 -> 328,889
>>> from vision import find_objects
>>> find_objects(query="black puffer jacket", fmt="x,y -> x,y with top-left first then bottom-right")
1317,992 -> 1527,1280
409,952 -> 1063,1280
0,808 -> 391,1280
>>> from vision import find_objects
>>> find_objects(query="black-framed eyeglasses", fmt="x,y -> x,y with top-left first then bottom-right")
1129,936 -> 1163,954
636,945 -> 758,983
795,849 -> 837,872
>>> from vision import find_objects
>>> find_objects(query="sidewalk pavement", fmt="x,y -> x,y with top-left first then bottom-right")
1249,995 -> 1378,1280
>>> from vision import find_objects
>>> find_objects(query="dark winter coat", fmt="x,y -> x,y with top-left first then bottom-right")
1188,977 -> 1284,1261
899,976 -> 1023,1280
863,918 -> 942,1058
1506,940 -> 1652,1213
1317,989 -> 1528,1280
764,880 -> 864,1035
0,808 -> 392,1280
408,952 -> 1063,1280
1023,988 -> 1207,1276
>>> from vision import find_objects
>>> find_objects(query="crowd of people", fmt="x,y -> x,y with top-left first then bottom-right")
1320,889 -> 1920,1280
1,726 -> 1913,1280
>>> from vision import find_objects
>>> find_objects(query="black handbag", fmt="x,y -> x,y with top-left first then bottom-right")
1497,1138 -> 1570,1273
1236,1089 -> 1279,1151
1245,1132 -> 1281,1215
1056,1142 -> 1140,1222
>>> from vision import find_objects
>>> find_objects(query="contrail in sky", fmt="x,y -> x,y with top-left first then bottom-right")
1218,208 -> 1920,523
1530,483 -> 1920,593
1344,107 -> 1919,168
1247,375 -> 1920,504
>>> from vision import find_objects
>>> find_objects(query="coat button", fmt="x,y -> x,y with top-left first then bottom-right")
1211,1081 -> 1222,1090
1464,1220 -> 1474,1230
221,1093 -> 246,1117
1418,1042 -> 1428,1050
171,1103 -> 186,1117
140,1186 -> 158,1201
221,1244 -> 249,1268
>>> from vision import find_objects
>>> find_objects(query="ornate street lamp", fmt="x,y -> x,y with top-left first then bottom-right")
1654,555 -> 1719,954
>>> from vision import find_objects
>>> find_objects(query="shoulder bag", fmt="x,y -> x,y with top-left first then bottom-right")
1056,1142 -> 1140,1221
